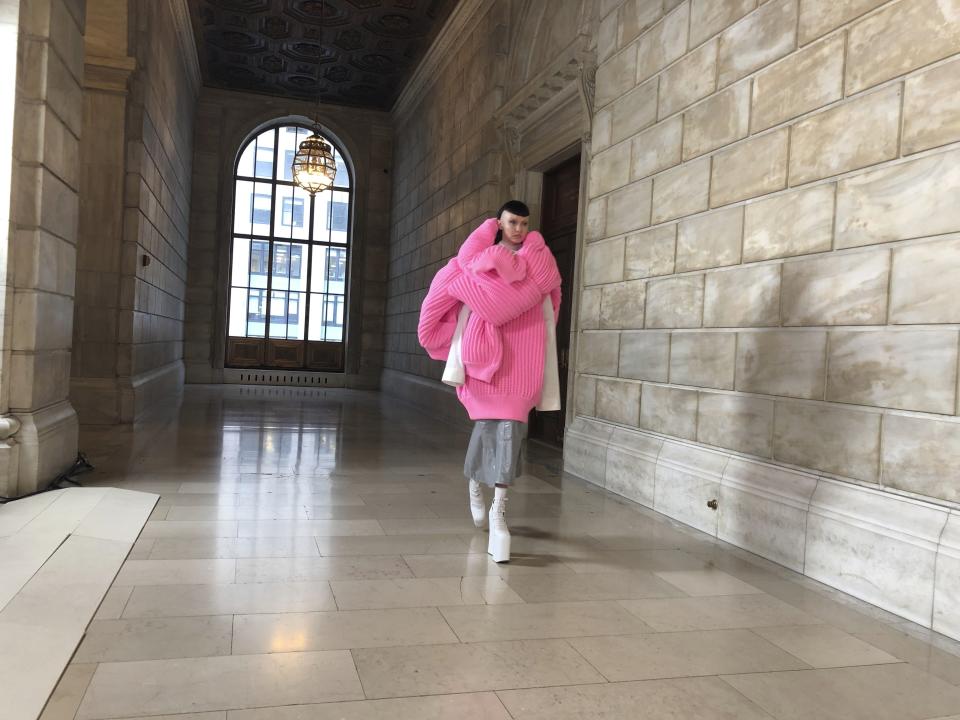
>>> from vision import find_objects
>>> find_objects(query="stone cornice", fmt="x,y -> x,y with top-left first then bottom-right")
84,55 -> 137,93
168,0 -> 202,97
391,0 -> 495,121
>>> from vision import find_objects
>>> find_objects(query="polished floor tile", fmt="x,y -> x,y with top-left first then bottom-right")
568,629 -> 809,681
352,639 -> 606,699
76,651 -> 364,719
56,386 -> 960,720
75,616 -> 234,662
723,663 -> 960,720
114,559 -> 237,586
234,555 -> 411,583
752,625 -> 900,668
503,570 -> 684,602
232,607 -> 457,654
620,594 -> 823,631
149,537 -> 321,559
315,534 -> 473,556
229,694 -> 512,720
497,677 -> 776,719
439,601 -> 652,642
122,581 -> 337,618
330,576 -> 523,609
654,569 -> 765,596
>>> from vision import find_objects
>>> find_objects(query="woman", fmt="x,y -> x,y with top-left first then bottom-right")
418,201 -> 561,562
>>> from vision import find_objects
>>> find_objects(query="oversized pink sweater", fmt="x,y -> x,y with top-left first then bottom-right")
418,218 -> 561,422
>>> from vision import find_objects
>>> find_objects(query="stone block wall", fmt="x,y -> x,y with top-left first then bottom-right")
568,0 -> 960,638
383,1 -> 506,383
4,0 -> 86,493
71,0 -> 198,423
577,0 -> 960,506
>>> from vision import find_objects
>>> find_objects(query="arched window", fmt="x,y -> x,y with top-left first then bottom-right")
226,124 -> 352,371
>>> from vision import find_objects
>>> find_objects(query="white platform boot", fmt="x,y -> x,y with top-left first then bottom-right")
487,486 -> 510,563
469,479 -> 486,528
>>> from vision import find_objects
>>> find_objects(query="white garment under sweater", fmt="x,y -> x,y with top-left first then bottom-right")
443,298 -> 560,412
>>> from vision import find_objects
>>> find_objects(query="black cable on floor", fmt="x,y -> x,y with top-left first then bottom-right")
0,452 -> 95,504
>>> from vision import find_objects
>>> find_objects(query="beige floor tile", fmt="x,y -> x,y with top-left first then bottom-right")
503,571 -> 684,603
620,594 -> 823,631
753,625 -> 901,668
127,538 -> 156,560
76,651 -> 364,719
166,506 -> 314,521
439,600 -> 651,642
227,692 -> 512,720
569,629 -> 809,681
39,663 -> 98,720
236,519 -> 385,537
234,494 -> 367,507
75,616 -> 234,662
114,559 -> 237,586
352,639 -> 605,699
403,553 -> 574,578
235,556 -> 411,583
107,714 -> 225,720
140,521 -> 240,538
562,549 -> 712,574
122,581 -> 337,618
149,537 -> 321,559
852,627 -> 960,687
497,676 -> 776,719
232,607 -> 458,654
316,534 -> 472,556
723,663 -> 960,720
379,518 -> 489,535
654,569 -> 765,596
93,586 -> 133,620
330,576 -> 523,609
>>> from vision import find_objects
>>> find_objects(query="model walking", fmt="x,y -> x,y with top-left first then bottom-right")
418,201 -> 561,562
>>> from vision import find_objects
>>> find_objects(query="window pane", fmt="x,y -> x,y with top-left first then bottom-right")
274,184 -> 310,241
231,237 -> 251,287
311,188 -> 333,243
288,243 -> 308,294
324,294 -> 344,342
308,293 -> 324,341
237,142 -> 255,177
254,130 -> 275,179
251,182 -> 273,235
269,290 -> 289,338
333,150 -> 350,189
249,240 -> 269,290
328,189 -> 350,244
278,126 -> 307,182
234,181 -> 254,235
286,291 -> 305,340
230,287 -> 253,336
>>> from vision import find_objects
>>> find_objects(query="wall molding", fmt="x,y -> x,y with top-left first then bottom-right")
167,0 -> 202,97
563,415 -> 960,641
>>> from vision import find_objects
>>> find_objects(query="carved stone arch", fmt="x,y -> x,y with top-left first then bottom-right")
506,0 -> 594,96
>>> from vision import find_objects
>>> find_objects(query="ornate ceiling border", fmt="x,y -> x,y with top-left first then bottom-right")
391,0 -> 495,121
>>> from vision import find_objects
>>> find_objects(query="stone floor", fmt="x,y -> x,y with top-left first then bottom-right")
38,385 -> 960,719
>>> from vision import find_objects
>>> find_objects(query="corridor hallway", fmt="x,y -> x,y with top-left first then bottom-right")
37,386 -> 960,720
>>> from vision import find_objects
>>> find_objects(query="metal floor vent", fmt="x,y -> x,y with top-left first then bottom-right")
223,369 -> 346,388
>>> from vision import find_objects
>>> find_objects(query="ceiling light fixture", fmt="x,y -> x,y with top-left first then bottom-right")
292,0 -> 336,196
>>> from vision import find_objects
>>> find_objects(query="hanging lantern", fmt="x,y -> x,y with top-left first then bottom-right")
292,130 -> 337,196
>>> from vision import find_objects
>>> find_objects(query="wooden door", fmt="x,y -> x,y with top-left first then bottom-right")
529,153 -> 580,447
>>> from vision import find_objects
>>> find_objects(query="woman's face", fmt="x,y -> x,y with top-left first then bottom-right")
498,211 -> 529,245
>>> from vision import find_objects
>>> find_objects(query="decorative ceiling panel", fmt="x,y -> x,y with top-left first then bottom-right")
189,0 -> 459,110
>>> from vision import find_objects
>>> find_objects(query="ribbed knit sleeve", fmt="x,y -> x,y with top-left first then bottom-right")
417,258 -> 462,360
447,271 -> 544,327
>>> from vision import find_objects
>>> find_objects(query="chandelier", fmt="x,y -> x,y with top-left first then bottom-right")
291,0 -> 336,196
292,131 -> 336,195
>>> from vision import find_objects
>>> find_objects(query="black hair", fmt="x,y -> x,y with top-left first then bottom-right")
497,200 -> 530,218
495,200 -> 530,243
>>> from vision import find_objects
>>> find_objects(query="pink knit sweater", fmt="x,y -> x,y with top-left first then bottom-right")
418,218 -> 561,422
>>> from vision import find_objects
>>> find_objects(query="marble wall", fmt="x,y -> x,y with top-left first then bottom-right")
577,0 -> 960,505
183,90 -> 393,388
567,0 -> 960,639
71,0 -> 200,424
3,0 -> 86,494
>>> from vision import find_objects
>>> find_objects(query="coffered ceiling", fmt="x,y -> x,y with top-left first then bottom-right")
188,0 -> 459,110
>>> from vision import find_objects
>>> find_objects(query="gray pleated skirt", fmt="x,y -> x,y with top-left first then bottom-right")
463,420 -> 527,487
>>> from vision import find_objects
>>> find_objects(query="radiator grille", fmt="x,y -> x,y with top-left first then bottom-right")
222,369 -> 346,388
